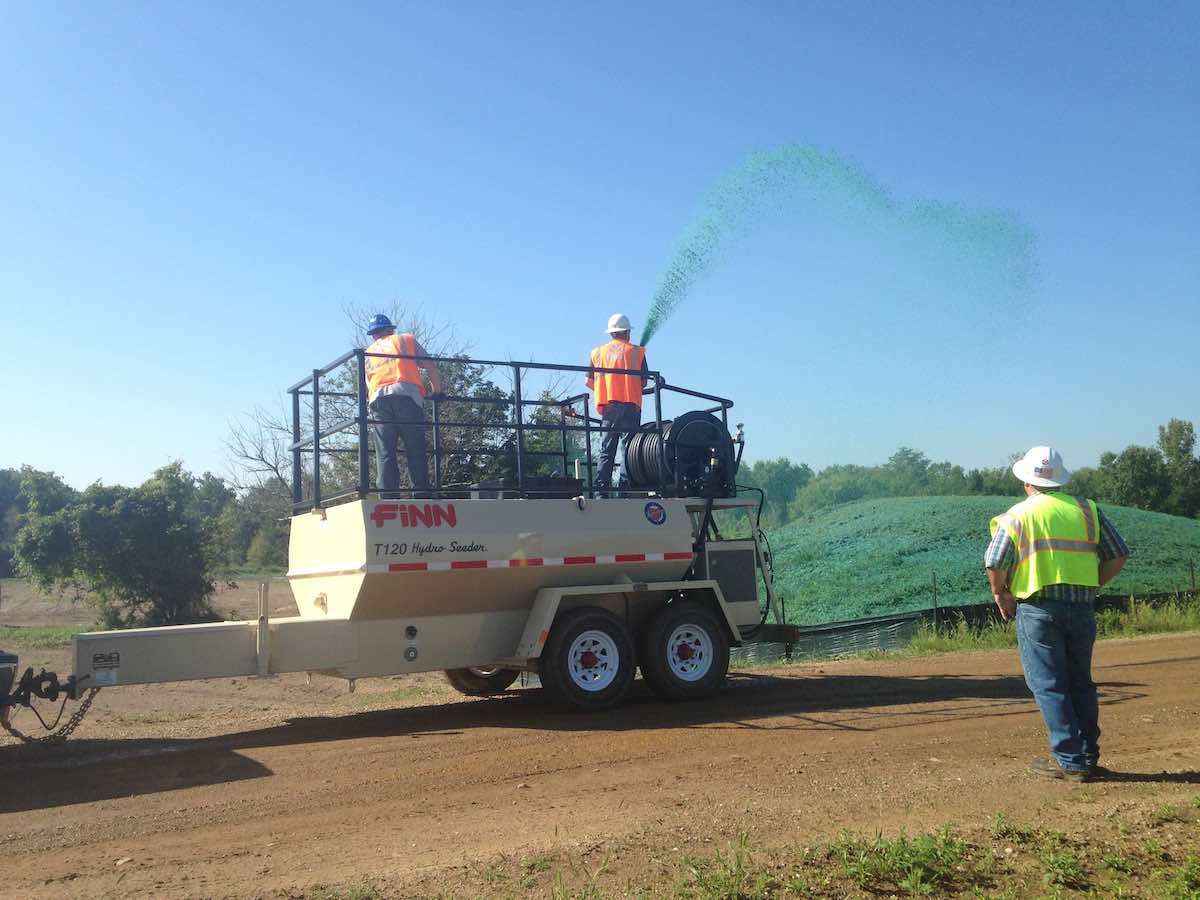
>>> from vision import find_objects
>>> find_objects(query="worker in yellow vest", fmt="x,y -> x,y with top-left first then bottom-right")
585,313 -> 648,496
985,446 -> 1129,782
364,315 -> 442,497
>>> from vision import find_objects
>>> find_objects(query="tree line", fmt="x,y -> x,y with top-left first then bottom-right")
0,307 -> 583,627
2,299 -> 1194,630
737,418 -> 1200,528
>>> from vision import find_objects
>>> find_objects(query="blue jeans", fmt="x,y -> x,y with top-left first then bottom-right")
1016,600 -> 1100,773
371,394 -> 429,494
595,402 -> 641,493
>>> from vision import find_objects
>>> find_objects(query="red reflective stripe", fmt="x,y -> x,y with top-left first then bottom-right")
389,562 -> 427,572
450,560 -> 488,569
615,553 -> 646,562
509,558 -> 544,567
564,556 -> 596,565
665,551 -> 694,560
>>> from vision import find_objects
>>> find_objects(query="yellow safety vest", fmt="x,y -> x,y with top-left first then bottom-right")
989,492 -> 1101,599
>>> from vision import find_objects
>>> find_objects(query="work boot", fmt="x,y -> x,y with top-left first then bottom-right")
1030,756 -> 1090,783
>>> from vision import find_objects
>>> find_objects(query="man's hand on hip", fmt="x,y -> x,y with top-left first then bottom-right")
993,590 -> 1017,622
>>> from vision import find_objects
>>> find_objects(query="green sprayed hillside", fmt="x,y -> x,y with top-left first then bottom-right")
767,496 -> 1200,624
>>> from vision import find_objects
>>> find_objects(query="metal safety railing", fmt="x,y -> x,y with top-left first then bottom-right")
286,349 -> 733,510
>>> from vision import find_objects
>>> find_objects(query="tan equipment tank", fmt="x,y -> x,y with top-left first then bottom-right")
3,350 -> 797,731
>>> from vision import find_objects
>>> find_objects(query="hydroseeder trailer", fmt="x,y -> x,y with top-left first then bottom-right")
1,349 -> 797,740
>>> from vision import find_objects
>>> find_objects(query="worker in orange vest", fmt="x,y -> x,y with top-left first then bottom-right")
364,315 -> 442,497
585,313 -> 648,496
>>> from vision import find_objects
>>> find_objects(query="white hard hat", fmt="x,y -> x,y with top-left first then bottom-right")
1012,446 -> 1071,488
606,313 -> 631,333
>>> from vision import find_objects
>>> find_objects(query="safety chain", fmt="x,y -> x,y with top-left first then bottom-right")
1,687 -> 101,745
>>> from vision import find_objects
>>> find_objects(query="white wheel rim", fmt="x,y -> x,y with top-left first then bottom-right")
666,624 -> 714,682
468,666 -> 501,677
566,629 -> 621,692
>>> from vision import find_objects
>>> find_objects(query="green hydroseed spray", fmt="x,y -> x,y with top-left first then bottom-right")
640,144 -> 1036,345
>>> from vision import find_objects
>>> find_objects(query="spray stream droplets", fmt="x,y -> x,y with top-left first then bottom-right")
639,144 -> 1036,345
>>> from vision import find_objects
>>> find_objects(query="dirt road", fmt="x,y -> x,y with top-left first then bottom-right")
1,633 -> 1197,898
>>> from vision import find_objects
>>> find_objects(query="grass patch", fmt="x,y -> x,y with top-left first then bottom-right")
349,685 -> 433,707
1103,850 -> 1135,874
907,618 -> 1017,654
414,811 -> 1200,899
677,832 -> 781,898
827,824 -> 974,895
1097,596 -> 1200,637
1039,847 -> 1088,890
0,624 -> 94,649
306,885 -> 382,900
1152,802 -> 1187,825
523,853 -> 553,873
990,812 -> 1033,844
852,594 -> 1200,660
1162,856 -> 1200,899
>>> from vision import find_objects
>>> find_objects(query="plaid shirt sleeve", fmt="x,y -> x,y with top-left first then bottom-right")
1096,508 -> 1131,561
984,523 -> 1015,570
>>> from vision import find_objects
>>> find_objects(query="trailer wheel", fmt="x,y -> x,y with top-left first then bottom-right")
538,607 -> 635,711
443,666 -> 521,696
639,601 -> 730,701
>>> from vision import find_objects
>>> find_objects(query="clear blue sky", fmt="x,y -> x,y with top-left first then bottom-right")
2,1 -> 1197,489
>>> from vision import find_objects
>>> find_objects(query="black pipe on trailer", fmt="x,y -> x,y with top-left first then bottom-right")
291,389 -> 302,506
558,403 -> 569,477
512,364 -> 525,493
583,393 -> 594,494
355,349 -> 370,497
311,368 -> 322,508
432,395 -> 442,496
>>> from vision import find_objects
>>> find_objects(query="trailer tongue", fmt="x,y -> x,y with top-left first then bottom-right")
1,349 -> 797,739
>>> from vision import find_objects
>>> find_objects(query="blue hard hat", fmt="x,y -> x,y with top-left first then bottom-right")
366,314 -> 394,335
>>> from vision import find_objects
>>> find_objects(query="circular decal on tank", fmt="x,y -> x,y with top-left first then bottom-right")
644,501 -> 667,526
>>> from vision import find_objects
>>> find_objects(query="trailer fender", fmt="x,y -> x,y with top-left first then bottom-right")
511,588 -> 564,660
675,582 -> 742,646
504,579 -> 741,668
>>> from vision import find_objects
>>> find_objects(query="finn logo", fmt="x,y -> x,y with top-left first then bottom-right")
644,501 -> 667,526
371,503 -> 458,529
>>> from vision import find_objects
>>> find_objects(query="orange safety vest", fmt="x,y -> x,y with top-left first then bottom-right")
365,333 -> 425,403
587,339 -> 645,413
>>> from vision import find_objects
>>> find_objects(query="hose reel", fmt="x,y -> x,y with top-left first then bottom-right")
624,411 -> 736,498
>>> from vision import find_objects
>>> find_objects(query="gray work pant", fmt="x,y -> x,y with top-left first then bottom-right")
371,394 -> 430,495
595,401 -> 641,493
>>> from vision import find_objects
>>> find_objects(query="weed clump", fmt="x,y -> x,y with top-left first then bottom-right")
827,824 -> 971,895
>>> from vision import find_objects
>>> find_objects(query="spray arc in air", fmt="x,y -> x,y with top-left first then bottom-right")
639,144 -> 1036,346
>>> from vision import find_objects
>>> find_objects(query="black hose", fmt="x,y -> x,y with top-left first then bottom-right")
736,484 -> 766,529
757,526 -> 786,625
695,497 -> 714,552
